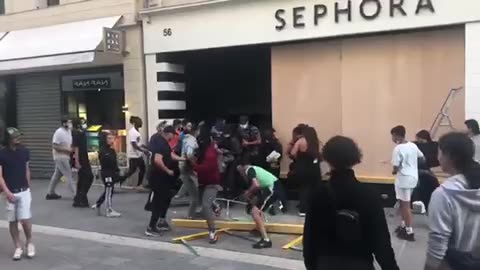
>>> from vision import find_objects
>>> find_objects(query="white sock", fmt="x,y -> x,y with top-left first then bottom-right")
401,221 -> 406,228
264,237 -> 270,242
406,227 -> 414,234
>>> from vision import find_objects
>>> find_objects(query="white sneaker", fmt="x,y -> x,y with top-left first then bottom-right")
26,243 -> 36,258
106,209 -> 121,218
12,248 -> 23,261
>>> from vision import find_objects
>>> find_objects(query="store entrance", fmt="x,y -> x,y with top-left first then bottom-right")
183,45 -> 272,128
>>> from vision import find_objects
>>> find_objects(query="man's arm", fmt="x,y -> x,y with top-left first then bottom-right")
391,147 -> 401,175
52,143 -> 72,154
154,153 -> 173,175
0,166 -> 15,203
26,162 -> 31,187
245,168 -> 260,197
171,151 -> 185,161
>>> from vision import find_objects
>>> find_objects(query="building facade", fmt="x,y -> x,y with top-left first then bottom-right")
141,0 -> 480,179
0,0 -> 147,179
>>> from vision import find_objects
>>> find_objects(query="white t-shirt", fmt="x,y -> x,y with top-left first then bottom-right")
127,127 -> 143,159
52,127 -> 72,160
391,141 -> 424,189
471,135 -> 480,162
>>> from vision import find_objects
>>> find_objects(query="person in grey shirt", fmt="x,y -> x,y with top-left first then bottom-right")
425,132 -> 480,270
465,119 -> 480,162
46,117 -> 74,200
174,121 -> 199,218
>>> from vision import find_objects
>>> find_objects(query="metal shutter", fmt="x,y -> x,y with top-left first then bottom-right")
16,73 -> 61,180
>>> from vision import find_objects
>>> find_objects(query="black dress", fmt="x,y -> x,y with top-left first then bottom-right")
294,151 -> 321,213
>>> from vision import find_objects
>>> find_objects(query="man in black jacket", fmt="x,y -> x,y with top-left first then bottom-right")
72,118 -> 93,208
304,136 -> 399,270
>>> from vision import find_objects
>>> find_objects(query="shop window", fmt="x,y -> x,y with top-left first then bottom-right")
47,0 -> 59,6
0,0 -> 5,15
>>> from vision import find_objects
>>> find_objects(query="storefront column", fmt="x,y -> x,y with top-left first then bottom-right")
466,22 -> 480,121
145,53 -> 186,137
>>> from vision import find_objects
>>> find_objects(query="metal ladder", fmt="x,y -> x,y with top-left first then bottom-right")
429,87 -> 463,138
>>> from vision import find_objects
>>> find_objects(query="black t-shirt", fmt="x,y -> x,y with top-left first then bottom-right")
72,130 -> 90,166
148,133 -> 173,176
0,146 -> 30,191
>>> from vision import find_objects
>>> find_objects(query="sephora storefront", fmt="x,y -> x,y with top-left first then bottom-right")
141,0 -> 480,181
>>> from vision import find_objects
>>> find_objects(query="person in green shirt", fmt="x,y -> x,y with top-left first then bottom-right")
237,162 -> 278,249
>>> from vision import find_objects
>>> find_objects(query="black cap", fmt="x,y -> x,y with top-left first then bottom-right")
163,125 -> 176,134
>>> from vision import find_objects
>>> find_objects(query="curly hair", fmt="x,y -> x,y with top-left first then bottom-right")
323,136 -> 362,169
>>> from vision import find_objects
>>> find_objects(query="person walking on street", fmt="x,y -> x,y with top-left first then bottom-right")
72,118 -> 94,208
464,119 -> 480,162
46,116 -> 74,200
192,126 -> 222,244
304,136 -> 399,270
0,128 -> 36,260
391,125 -> 424,241
237,162 -> 278,249
425,132 -> 480,270
144,126 -> 185,236
92,132 -> 126,218
174,121 -> 199,218
124,116 -> 149,190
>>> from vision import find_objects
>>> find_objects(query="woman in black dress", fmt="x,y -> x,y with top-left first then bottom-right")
289,124 -> 322,216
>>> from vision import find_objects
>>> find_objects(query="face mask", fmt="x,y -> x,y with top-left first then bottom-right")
240,124 -> 248,129
81,124 -> 88,130
67,123 -> 73,130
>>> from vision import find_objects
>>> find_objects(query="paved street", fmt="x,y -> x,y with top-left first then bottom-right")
0,180 -> 429,269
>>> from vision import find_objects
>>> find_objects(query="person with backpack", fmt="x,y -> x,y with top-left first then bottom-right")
303,136 -> 399,270
425,132 -> 480,270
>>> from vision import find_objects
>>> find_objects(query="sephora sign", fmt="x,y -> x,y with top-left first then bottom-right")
274,0 -> 435,31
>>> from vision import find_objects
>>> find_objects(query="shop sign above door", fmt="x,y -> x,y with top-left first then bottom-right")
62,72 -> 123,91
274,0 -> 435,31
143,0 -> 480,54
73,78 -> 111,90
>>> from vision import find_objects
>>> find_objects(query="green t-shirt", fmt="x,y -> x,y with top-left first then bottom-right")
246,165 -> 277,190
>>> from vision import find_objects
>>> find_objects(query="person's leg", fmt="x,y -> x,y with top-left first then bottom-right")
183,173 -> 199,218
202,186 -> 218,231
47,162 -> 62,196
274,181 -> 288,212
137,158 -> 146,187
17,189 -> 35,258
397,188 -> 415,241
81,167 -> 94,204
20,220 -> 32,245
123,158 -> 139,184
57,158 -> 76,195
9,222 -> 21,248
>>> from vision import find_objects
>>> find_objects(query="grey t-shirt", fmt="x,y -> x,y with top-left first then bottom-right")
52,127 -> 72,160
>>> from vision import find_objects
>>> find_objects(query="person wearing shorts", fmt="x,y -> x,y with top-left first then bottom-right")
0,127 -> 35,260
391,125 -> 424,241
237,162 -> 277,249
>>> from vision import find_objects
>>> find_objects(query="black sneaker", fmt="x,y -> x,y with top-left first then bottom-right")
145,227 -> 161,237
253,239 -> 272,249
397,230 -> 415,242
46,194 -> 62,200
394,226 -> 404,235
157,221 -> 172,232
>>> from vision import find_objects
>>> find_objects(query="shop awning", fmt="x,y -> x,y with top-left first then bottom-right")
0,16 -> 122,75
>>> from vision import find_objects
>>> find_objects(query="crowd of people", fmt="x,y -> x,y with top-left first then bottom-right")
0,114 -> 479,269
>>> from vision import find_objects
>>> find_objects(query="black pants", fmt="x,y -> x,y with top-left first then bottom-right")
146,178 -> 175,228
74,166 -> 94,204
96,174 -> 124,208
124,157 -> 146,186
268,181 -> 288,209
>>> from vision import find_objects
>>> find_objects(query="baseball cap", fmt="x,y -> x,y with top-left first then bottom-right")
6,127 -> 22,138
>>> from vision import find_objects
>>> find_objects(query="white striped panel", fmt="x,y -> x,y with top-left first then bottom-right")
157,81 -> 185,92
156,62 -> 185,74
158,100 -> 186,110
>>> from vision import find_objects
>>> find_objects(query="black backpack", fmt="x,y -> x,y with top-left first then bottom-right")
326,184 -> 364,250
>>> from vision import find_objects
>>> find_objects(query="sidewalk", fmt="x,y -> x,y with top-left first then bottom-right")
0,180 -> 429,269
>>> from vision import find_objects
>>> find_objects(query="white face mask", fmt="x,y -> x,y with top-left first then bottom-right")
81,124 -> 88,130
67,123 -> 73,130
240,123 -> 248,129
